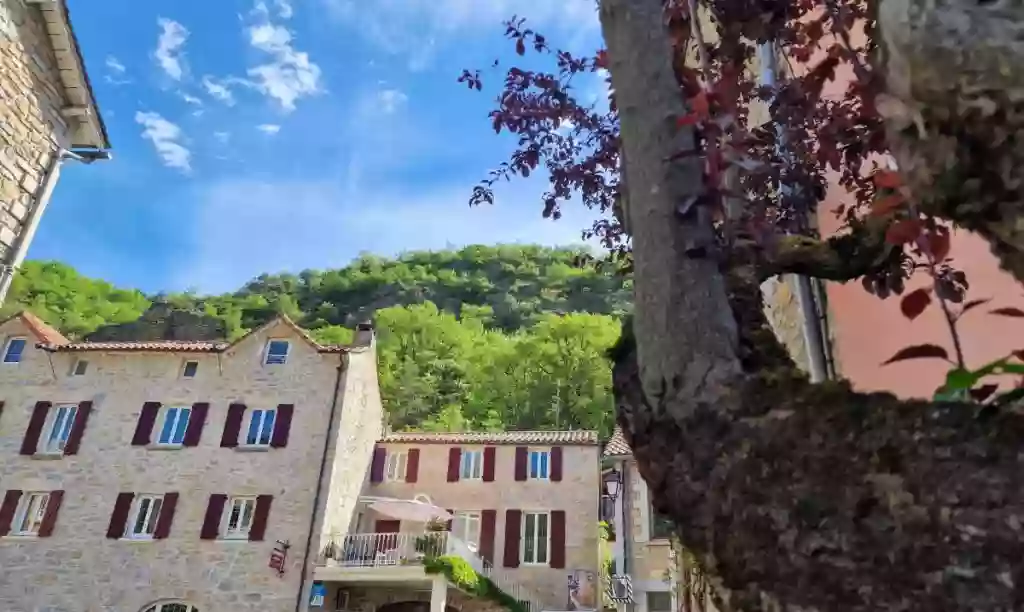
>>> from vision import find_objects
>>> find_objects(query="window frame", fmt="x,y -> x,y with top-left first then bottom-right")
460,449 -> 483,480
243,407 -> 277,447
126,494 -> 164,540
222,496 -> 257,539
155,406 -> 192,447
385,450 -> 408,482
181,360 -> 199,378
41,404 -> 78,455
527,448 -> 551,481
263,339 -> 290,365
143,602 -> 199,612
2,336 -> 26,364
520,510 -> 551,566
11,492 -> 49,536
650,504 -> 675,541
71,359 -> 88,376
451,511 -> 482,550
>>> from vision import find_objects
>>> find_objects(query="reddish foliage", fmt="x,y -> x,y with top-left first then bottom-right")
900,288 -> 931,320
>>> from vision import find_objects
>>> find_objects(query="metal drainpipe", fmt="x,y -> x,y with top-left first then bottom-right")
757,43 -> 830,383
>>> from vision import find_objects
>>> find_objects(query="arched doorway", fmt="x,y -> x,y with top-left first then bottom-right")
142,602 -> 199,612
377,601 -> 459,612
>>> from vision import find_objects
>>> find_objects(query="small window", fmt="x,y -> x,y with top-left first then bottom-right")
2,337 -> 26,363
385,450 -> 407,482
144,604 -> 199,612
647,592 -> 673,612
182,361 -> 199,378
451,511 -> 481,550
528,448 -> 550,480
245,408 -> 276,446
128,495 -> 164,539
156,406 -> 191,446
42,404 -> 78,454
460,449 -> 483,480
223,497 -> 256,538
12,492 -> 49,535
71,359 -> 88,376
650,505 -> 675,540
521,511 -> 550,565
264,340 -> 289,365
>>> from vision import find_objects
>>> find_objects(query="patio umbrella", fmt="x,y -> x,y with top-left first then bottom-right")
368,498 -> 452,523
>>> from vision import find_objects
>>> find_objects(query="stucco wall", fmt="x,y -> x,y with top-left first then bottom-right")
0,0 -> 72,260
367,441 -> 601,609
623,461 -> 672,598
0,317 -> 380,612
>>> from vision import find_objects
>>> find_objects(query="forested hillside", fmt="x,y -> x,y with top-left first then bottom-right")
3,245 -> 628,434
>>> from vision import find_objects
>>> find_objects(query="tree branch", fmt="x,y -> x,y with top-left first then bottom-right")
757,216 -> 901,282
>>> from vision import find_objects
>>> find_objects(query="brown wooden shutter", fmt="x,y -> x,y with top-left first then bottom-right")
220,403 -> 246,448
406,448 -> 420,483
37,490 -> 64,537
182,403 -> 209,447
201,494 -> 227,540
249,495 -> 273,541
514,446 -> 528,481
19,401 -> 50,455
131,402 -> 161,446
503,509 -> 522,568
550,446 -> 563,482
447,447 -> 462,482
550,510 -> 567,568
482,446 -> 496,482
153,492 -> 178,539
480,509 -> 497,564
0,490 -> 23,537
106,492 -> 135,539
270,403 -> 294,448
63,401 -> 93,455
370,446 -> 386,483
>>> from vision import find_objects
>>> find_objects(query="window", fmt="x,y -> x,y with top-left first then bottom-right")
2,337 -> 26,363
42,404 -> 78,454
143,603 -> 199,612
245,408 -> 276,446
460,449 -> 483,480
451,511 -> 481,549
264,340 -> 289,365
385,450 -> 407,482
182,361 -> 198,378
650,506 -> 674,540
528,449 -> 550,480
12,493 -> 49,535
223,497 -> 256,538
128,495 -> 164,539
647,592 -> 673,612
521,511 -> 550,565
71,359 -> 88,376
157,406 -> 191,446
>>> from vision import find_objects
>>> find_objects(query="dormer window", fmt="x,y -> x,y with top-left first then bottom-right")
182,360 -> 199,378
71,359 -> 88,376
264,340 -> 290,365
2,337 -> 26,364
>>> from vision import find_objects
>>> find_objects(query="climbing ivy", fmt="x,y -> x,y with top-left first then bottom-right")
423,555 -> 528,612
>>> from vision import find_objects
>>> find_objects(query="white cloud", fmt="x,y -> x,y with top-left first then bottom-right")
154,18 -> 189,81
213,131 -> 231,143
257,124 -> 281,134
181,93 -> 203,105
135,111 -> 191,172
202,76 -> 237,105
274,0 -> 294,19
246,23 -> 322,111
106,56 -> 126,74
377,89 -> 408,114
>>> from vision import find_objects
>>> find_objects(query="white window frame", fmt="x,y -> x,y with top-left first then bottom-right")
222,496 -> 257,539
528,448 -> 550,480
243,407 -> 277,446
181,360 -> 199,378
385,450 -> 408,482
2,336 -> 26,364
155,406 -> 191,447
11,492 -> 49,536
126,494 -> 164,540
264,339 -> 290,365
460,449 -> 483,480
41,404 -> 78,455
451,511 -> 481,551
520,511 -> 550,565
71,359 -> 88,376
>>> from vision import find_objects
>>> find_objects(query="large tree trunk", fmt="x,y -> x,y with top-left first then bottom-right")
600,0 -> 1024,610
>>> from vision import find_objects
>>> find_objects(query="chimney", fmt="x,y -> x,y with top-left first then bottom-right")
353,320 -> 374,347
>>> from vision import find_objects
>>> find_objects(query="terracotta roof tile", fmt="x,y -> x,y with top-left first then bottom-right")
19,311 -> 69,345
602,426 -> 632,457
380,430 -> 600,446
42,340 -> 229,352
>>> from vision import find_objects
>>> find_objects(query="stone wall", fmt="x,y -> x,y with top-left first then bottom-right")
0,0 -> 72,262
0,317 -> 382,612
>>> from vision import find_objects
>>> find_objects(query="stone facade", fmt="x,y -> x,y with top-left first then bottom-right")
0,314 -> 382,612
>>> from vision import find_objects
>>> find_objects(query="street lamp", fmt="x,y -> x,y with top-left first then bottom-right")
603,467 -> 623,502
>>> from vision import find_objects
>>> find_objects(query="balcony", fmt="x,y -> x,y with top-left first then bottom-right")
315,531 -> 545,611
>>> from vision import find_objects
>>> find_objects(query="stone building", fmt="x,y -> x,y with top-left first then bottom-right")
0,0 -> 110,303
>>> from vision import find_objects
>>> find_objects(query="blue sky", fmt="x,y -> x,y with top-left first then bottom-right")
33,0 -> 607,294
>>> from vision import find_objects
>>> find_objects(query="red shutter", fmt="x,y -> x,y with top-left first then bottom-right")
483,446 -> 496,482
0,490 -> 23,537
406,448 -> 420,483
550,510 -> 566,568
106,492 -> 135,539
550,446 -> 563,482
480,509 -> 497,564
514,446 -> 528,481
19,401 -> 50,455
153,492 -> 178,539
370,446 -> 386,483
131,402 -> 161,446
182,403 -> 209,447
220,403 -> 246,448
503,510 -> 522,568
270,403 -> 294,448
37,490 -> 64,537
249,495 -> 273,541
63,401 -> 93,455
201,494 -> 227,540
447,447 -> 462,482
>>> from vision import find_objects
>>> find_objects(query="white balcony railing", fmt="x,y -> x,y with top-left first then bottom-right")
318,531 -> 545,611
